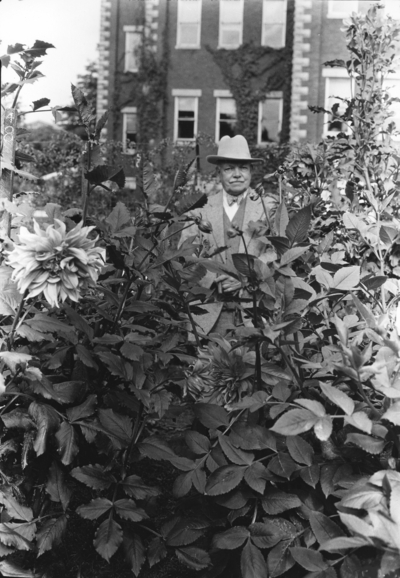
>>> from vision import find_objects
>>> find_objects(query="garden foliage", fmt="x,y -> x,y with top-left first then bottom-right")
1,6 -> 400,578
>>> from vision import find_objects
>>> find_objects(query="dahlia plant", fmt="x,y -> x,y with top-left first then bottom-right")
7,219 -> 105,308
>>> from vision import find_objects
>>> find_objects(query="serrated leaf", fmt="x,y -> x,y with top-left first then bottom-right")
346,433 -> 385,454
148,537 -> 167,568
319,536 -> 367,551
241,540 -> 267,578
71,464 -> 116,490
0,495 -> 32,523
55,422 -> 78,465
340,554 -> 363,578
290,547 -> 328,571
270,409 -> 318,436
262,490 -> 301,515
176,192 -> 208,215
286,436 -> 314,466
185,431 -> 210,455
0,560 -> 35,577
249,522 -> 283,549
379,552 -> 400,578
76,344 -> 98,369
286,205 -> 311,246
275,202 -> 289,237
320,383 -> 354,415
66,394 -> 97,422
94,516 -> 123,562
173,472 -> 193,498
176,546 -> 211,570
32,98 -> 50,111
309,511 -> 344,546
46,462 -> 71,511
24,40 -> 54,56
332,267 -> 360,291
7,43 -> 25,54
314,417 -> 333,441
280,246 -> 308,266
194,404 -> 229,429
344,412 -> 372,434
268,452 -> 299,479
0,352 -> 33,374
95,110 -> 109,140
267,539 -> 295,577
96,350 -> 126,378
28,402 -> 60,456
230,424 -> 277,451
218,434 -> 254,465
124,533 -> 145,577
244,462 -> 271,494
340,485 -> 383,510
213,527 -> 249,550
98,408 -> 133,447
36,515 -> 67,557
300,465 -> 320,488
205,465 -> 246,496
77,498 -> 112,520
382,401 -> 400,425
120,475 -> 159,500
114,499 -> 148,522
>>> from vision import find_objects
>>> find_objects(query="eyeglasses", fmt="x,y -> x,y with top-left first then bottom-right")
221,165 -> 251,175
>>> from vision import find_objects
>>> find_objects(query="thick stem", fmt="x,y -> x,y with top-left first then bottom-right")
112,277 -> 133,332
7,290 -> 28,351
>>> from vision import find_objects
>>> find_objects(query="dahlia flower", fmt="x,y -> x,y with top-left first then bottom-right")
7,219 -> 105,308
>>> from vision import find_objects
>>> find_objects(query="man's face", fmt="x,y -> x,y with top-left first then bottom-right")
218,162 -> 252,196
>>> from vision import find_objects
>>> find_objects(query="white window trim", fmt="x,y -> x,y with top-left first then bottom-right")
121,106 -> 137,154
173,94 -> 200,143
327,0 -> 358,19
257,91 -> 283,145
261,0 -> 287,48
218,0 -> 244,50
215,96 -> 237,142
322,70 -> 354,137
123,25 -> 142,73
176,0 -> 202,49
124,177 -> 137,189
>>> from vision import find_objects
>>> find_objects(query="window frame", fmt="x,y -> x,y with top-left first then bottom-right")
176,0 -> 202,49
322,69 -> 354,137
327,1 -> 358,19
121,106 -> 138,154
257,91 -> 283,145
123,25 -> 142,73
218,0 -> 244,50
261,0 -> 287,49
172,89 -> 201,143
214,90 -> 237,142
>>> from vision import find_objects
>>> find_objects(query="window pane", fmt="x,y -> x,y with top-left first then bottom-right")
326,77 -> 352,132
218,98 -> 237,140
178,97 -> 196,113
178,120 -> 195,139
263,23 -> 285,48
264,0 -> 286,23
219,98 -> 236,115
179,23 -> 199,45
220,0 -> 243,23
126,113 -> 137,132
179,0 -> 202,22
328,0 -> 358,16
260,98 -> 281,142
385,0 -> 400,20
383,78 -> 400,130
221,26 -> 241,46
125,32 -> 141,71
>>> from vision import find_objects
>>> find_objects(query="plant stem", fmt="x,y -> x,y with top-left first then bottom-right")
186,301 -> 201,348
7,290 -> 28,351
112,277 -> 133,332
82,141 -> 92,225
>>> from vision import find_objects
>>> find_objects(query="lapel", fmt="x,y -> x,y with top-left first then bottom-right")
239,192 -> 263,254
205,192 -> 225,262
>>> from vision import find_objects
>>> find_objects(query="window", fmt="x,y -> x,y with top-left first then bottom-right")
323,71 -> 353,136
177,0 -> 202,48
122,107 -> 137,154
383,77 -> 400,136
215,93 -> 237,141
327,1 -> 358,18
262,0 -> 287,48
124,26 -> 142,72
384,0 -> 400,20
173,90 -> 201,141
219,0 -> 244,49
258,92 -> 283,144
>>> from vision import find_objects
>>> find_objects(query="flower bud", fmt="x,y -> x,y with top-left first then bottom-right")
227,227 -> 240,239
198,220 -> 213,234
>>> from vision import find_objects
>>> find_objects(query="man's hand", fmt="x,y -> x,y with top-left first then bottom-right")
215,274 -> 242,294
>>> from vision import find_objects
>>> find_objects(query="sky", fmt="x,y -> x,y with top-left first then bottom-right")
1,0 -> 101,124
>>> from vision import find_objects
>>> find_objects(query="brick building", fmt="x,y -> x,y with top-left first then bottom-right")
96,0 -> 400,174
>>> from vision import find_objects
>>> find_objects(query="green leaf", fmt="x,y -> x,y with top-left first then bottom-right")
296,399 -> 326,416
275,202 -> 289,237
114,499 -> 148,522
314,417 -> 333,441
320,383 -> 354,415
309,512 -> 344,546
120,475 -> 159,500
267,540 -> 295,577
232,253 -> 255,277
0,560 -> 35,577
45,462 -> 71,511
340,554 -> 363,578
249,522 -> 283,549
280,246 -> 309,266
95,110 -> 109,139
212,527 -> 249,549
0,352 -> 33,374
185,431 -> 210,454
71,464 -> 116,490
86,164 -> 125,188
218,434 -> 254,465
332,267 -> 360,291
241,540 -> 267,578
194,403 -> 229,429
32,97 -> 50,111
66,394 -> 97,422
244,462 -> 271,494
96,350 -> 126,378
76,498 -> 113,520
268,452 -> 299,479
28,402 -> 60,456
55,422 -> 79,465
148,537 -> 167,568
98,408 -> 133,447
262,490 -> 301,515
94,516 -> 123,562
173,472 -> 193,497
344,412 -> 372,434
362,276 -> 387,291
0,495 -> 32,523
36,515 -> 67,557
230,424 -> 277,451
382,401 -> 400,425
164,518 -> 206,547
7,43 -> 25,54
176,192 -> 208,215
124,534 -> 146,577
270,409 -> 319,436
75,344 -> 98,369
286,205 -> 311,246
290,547 -> 328,571
319,536 -> 367,551
175,547 -> 211,570
379,552 -> 400,578
205,465 -> 246,496
286,436 -> 314,466
24,40 -> 54,56
300,465 -> 320,488
345,433 -> 385,454
64,304 -> 94,339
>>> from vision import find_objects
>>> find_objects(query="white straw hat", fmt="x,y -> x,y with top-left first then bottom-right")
207,135 -> 263,165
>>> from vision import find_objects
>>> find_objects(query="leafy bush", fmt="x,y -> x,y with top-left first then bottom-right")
1,7 -> 400,578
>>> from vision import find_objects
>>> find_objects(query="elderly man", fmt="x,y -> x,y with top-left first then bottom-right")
179,134 -> 275,336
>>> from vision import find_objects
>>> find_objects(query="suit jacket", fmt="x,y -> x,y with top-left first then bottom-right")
179,189 -> 276,289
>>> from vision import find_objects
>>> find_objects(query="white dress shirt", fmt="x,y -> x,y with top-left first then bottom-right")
223,190 -> 248,221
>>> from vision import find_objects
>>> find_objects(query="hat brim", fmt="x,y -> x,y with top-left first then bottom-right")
207,155 -> 263,165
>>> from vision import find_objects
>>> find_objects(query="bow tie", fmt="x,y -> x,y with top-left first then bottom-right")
227,194 -> 243,206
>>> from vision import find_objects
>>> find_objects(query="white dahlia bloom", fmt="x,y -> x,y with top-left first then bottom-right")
7,219 -> 105,308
